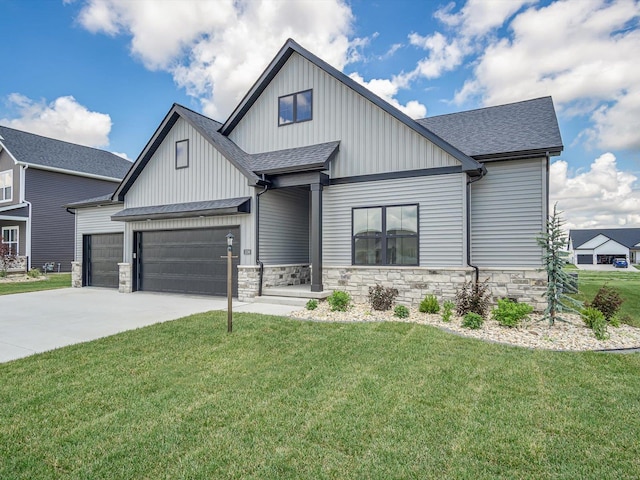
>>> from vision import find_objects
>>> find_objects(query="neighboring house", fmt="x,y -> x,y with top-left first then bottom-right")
569,228 -> 640,265
0,126 -> 131,272
68,39 -> 563,309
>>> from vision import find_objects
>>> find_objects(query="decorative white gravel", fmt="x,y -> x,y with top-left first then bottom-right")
290,302 -> 640,351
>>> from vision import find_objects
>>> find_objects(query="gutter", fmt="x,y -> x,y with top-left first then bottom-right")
466,166 -> 487,284
255,175 -> 270,296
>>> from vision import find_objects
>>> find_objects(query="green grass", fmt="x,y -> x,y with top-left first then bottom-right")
2,312 -> 640,479
0,273 -> 71,296
572,270 -> 640,327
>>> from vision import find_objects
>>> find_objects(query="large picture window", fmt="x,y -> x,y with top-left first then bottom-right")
278,89 -> 312,125
352,204 -> 419,266
0,170 -> 12,202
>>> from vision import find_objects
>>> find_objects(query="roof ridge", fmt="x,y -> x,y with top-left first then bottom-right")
173,103 -> 223,127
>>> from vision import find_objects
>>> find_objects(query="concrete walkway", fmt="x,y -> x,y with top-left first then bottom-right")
0,288 -> 300,363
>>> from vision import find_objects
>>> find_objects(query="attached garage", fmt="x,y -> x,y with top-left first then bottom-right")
82,233 -> 123,288
133,227 -> 239,296
576,254 -> 592,265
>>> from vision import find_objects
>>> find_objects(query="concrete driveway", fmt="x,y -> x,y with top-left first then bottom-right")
0,288 -> 298,363
575,264 -> 638,272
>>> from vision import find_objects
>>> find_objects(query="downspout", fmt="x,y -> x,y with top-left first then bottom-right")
255,175 -> 269,296
466,166 -> 487,284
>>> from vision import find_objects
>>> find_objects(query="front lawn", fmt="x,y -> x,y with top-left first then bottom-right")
0,273 -> 71,296
1,312 -> 639,479
572,270 -> 640,327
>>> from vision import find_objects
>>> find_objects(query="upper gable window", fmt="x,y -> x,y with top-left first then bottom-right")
175,140 -> 189,169
0,170 -> 12,202
278,90 -> 312,126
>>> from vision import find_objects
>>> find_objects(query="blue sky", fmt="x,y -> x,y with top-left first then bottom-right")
1,0 -> 639,229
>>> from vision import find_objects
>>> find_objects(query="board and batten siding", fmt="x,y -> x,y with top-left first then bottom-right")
122,116 -> 256,265
470,158 -> 546,267
74,204 -> 125,263
229,52 -> 459,178
125,117 -> 253,208
259,187 -> 309,264
323,174 -> 466,267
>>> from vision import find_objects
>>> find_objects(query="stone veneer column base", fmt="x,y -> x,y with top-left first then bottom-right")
71,261 -> 82,288
238,265 -> 260,302
322,266 -> 548,312
118,263 -> 132,293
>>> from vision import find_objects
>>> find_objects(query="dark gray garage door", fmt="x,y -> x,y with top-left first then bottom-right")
136,227 -> 239,296
83,233 -> 123,288
577,254 -> 593,265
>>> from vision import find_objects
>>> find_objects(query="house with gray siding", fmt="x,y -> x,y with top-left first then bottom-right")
0,126 -> 131,272
569,228 -> 640,266
69,39 -> 563,309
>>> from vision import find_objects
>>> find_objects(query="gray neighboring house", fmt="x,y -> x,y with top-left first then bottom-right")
0,126 -> 131,272
569,228 -> 640,265
69,39 -> 563,309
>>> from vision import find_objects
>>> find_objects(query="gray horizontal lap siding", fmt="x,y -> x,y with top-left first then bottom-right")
323,174 -> 465,267
75,204 -> 125,263
470,158 -> 545,267
26,168 -> 119,272
259,187 -> 309,264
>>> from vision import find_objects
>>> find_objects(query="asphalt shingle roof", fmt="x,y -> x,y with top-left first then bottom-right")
111,197 -> 251,221
417,97 -> 563,159
0,125 -> 132,179
569,228 -> 640,249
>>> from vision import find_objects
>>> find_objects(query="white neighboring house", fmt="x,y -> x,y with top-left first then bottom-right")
569,228 -> 640,265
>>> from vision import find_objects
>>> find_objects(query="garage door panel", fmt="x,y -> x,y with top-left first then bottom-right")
86,233 -> 123,288
139,227 -> 239,296
577,254 -> 592,264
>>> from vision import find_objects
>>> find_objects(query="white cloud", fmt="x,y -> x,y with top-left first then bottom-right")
348,73 -> 427,118
111,151 -> 130,160
450,0 -> 640,151
0,94 -> 112,148
73,0 -> 355,119
550,153 -> 640,229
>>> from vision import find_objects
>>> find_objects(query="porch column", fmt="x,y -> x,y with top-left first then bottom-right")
310,183 -> 323,292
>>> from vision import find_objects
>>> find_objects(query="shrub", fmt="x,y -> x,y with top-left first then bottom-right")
462,312 -> 484,330
327,290 -> 352,312
368,284 -> 398,311
609,316 -> 621,328
582,308 -> 610,340
394,305 -> 410,319
492,299 -> 534,328
455,279 -> 491,318
441,300 -> 455,323
305,299 -> 318,311
588,285 -> 623,322
27,268 -> 41,279
419,295 -> 440,314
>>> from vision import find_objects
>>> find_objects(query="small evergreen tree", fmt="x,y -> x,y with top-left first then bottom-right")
536,204 -> 582,325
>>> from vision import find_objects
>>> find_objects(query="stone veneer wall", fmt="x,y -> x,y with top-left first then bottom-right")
322,266 -> 547,312
118,263 -> 132,293
71,261 -> 82,287
238,264 -> 310,301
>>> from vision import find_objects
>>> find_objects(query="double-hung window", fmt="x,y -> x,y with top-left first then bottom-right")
352,204 -> 419,266
0,170 -> 12,202
278,89 -> 312,125
2,226 -> 18,255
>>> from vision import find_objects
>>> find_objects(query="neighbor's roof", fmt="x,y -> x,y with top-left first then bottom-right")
569,228 -> 640,249
0,125 -> 132,180
417,97 -> 563,160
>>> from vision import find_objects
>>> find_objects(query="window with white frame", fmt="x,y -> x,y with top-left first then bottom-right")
2,226 -> 19,255
278,89 -> 312,126
352,204 -> 419,266
0,170 -> 12,202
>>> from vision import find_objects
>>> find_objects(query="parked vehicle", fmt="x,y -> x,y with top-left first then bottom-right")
613,258 -> 629,268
